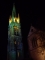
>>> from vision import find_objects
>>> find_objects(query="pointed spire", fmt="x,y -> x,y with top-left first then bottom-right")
12,3 -> 16,17
12,3 -> 16,22
17,13 -> 20,23
9,15 -> 12,24
18,13 -> 19,18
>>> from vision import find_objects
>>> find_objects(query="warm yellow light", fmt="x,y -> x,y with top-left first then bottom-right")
14,18 -> 15,22
14,26 -> 19,31
14,26 -> 17,29
14,17 -> 17,22
17,18 -> 20,23
9,19 -> 12,23
17,13 -> 20,23
18,52 -> 19,57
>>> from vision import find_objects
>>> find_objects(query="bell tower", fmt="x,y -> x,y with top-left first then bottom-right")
8,4 -> 23,60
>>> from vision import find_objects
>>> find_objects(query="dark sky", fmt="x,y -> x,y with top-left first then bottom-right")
1,1 -> 45,39
1,1 -> 45,37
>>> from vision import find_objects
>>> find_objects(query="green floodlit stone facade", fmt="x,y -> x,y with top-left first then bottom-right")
7,4 -> 23,60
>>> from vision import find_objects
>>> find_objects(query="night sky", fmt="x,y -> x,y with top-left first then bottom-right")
1,1 -> 45,60
1,1 -> 45,32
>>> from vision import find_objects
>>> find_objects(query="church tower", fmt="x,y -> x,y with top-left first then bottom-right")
7,4 -> 23,60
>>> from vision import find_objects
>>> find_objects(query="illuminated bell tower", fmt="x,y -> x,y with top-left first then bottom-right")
8,4 -> 23,60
